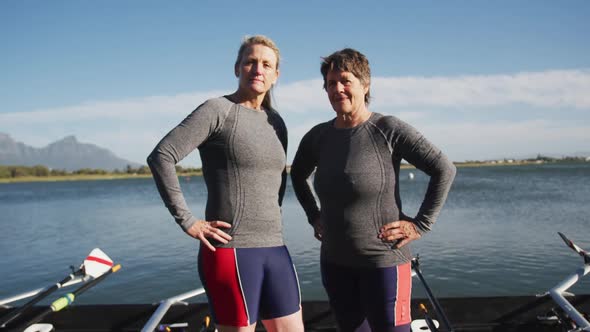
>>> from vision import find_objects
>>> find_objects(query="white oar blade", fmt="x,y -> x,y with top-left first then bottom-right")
84,248 -> 114,278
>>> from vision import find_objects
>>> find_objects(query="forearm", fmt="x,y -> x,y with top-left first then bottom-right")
413,155 -> 456,233
147,148 -> 197,231
290,168 -> 320,225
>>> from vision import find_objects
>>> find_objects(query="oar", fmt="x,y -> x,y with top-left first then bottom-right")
412,256 -> 454,332
419,303 -> 439,332
558,232 -> 590,264
0,248 -> 113,328
18,264 -> 121,330
199,316 -> 211,332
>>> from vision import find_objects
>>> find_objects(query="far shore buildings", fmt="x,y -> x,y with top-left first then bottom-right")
485,155 -> 590,165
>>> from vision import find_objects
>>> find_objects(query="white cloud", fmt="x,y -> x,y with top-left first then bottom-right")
370,69 -> 590,109
275,79 -> 328,113
0,91 -> 224,164
274,69 -> 590,110
1,69 -> 589,166
419,120 -> 590,161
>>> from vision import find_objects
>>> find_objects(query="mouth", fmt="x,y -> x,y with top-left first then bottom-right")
332,96 -> 348,103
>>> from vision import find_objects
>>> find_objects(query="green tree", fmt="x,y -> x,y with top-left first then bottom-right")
50,169 -> 68,176
10,166 -> 29,178
0,166 -> 11,178
32,165 -> 50,177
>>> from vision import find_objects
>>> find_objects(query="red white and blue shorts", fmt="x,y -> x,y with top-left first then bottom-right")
198,245 -> 301,327
321,261 -> 412,332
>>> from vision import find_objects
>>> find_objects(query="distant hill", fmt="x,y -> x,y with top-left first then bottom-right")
0,133 -> 141,171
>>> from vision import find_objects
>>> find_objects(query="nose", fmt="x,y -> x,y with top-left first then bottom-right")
331,82 -> 344,93
253,62 -> 264,74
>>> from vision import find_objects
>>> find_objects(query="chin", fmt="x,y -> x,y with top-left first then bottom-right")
249,84 -> 268,93
331,104 -> 348,112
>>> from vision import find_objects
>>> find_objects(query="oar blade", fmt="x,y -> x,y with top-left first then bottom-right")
83,248 -> 114,278
558,232 -> 590,264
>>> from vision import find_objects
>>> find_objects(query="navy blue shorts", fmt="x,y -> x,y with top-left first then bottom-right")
321,261 -> 412,332
198,245 -> 301,326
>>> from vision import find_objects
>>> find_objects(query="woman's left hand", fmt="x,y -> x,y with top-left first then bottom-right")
379,220 -> 421,249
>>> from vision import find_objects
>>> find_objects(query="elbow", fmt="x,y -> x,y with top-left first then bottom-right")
289,170 -> 305,190
290,168 -> 308,186
437,155 -> 456,183
289,166 -> 301,181
146,151 -> 158,169
436,163 -> 456,186
448,163 -> 457,181
428,159 -> 456,186
147,146 -> 177,169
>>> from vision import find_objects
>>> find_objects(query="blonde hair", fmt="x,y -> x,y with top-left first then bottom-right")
235,35 -> 281,110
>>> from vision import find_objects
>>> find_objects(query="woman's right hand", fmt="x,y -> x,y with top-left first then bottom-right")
186,220 -> 232,251
311,217 -> 323,241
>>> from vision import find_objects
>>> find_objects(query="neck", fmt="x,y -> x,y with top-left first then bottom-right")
334,106 -> 371,128
229,90 -> 266,111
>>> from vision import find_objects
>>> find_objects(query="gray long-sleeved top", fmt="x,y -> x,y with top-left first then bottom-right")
290,112 -> 456,268
147,96 -> 288,248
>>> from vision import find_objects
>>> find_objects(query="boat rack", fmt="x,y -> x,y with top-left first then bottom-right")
140,287 -> 206,332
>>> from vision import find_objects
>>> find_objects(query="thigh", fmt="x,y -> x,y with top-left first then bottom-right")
320,261 -> 366,332
257,246 -> 302,320
199,246 -> 262,327
214,323 -> 257,332
261,309 -> 304,332
360,263 -> 412,332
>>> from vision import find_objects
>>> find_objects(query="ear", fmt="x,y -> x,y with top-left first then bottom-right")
234,64 -> 240,78
272,69 -> 280,85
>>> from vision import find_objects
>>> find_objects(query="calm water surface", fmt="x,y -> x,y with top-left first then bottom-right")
1,163 -> 589,304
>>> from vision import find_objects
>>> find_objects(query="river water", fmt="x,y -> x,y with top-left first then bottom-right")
1,163 -> 589,304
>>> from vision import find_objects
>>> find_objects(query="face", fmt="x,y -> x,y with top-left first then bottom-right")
235,44 -> 279,96
325,69 -> 368,115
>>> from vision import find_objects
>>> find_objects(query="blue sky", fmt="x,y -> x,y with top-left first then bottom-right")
1,1 -> 589,166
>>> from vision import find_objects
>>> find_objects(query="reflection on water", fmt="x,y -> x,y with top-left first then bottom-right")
0,163 -> 589,304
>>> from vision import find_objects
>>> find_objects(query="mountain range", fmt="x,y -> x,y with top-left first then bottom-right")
0,133 -> 141,171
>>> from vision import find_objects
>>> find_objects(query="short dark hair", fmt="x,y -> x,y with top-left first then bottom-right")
320,48 -> 371,105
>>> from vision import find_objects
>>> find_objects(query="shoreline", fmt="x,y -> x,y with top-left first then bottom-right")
0,160 -> 585,184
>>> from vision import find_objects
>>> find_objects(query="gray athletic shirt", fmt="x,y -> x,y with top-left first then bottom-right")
290,112 -> 456,268
147,96 -> 288,248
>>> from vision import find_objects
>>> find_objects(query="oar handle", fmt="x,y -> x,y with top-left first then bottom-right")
412,259 -> 454,332
419,303 -> 439,332
16,264 -> 121,329
0,272 -> 79,327
199,316 -> 211,332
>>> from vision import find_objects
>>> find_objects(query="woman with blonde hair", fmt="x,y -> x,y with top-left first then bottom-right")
148,35 -> 303,332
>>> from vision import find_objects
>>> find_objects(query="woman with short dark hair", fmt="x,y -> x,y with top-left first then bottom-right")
291,48 -> 456,332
